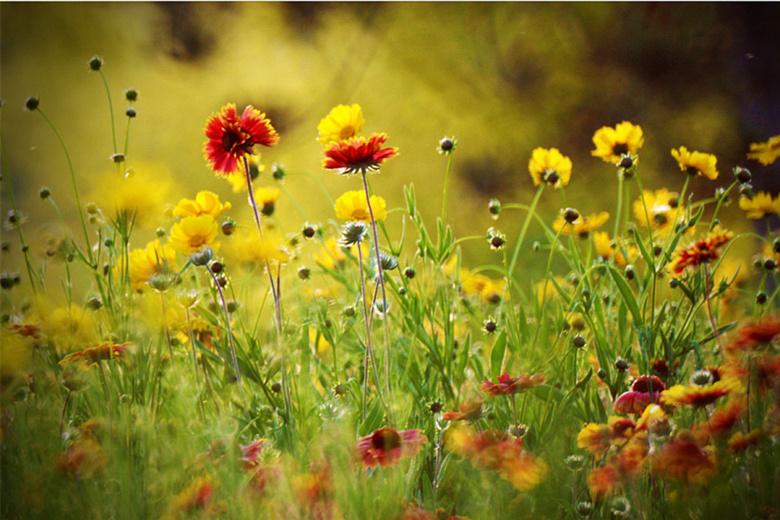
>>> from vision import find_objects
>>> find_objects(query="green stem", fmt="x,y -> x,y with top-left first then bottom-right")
98,69 -> 118,155
441,151 -> 454,223
503,185 -> 546,305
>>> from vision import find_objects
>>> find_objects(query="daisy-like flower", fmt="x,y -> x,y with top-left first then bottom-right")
254,186 -> 281,216
650,433 -> 715,484
442,398 -> 484,422
460,270 -> 506,304
356,427 -> 427,468
226,229 -> 289,267
322,133 -> 398,175
553,211 -> 609,238
586,464 -> 623,501
317,104 -> 365,145
660,381 -> 730,408
633,188 -> 683,235
668,225 -> 733,276
747,135 -> 780,166
613,375 -> 666,415
203,103 -> 279,177
481,371 -> 545,396
577,417 -> 637,459
59,343 -> 130,367
334,190 -> 387,222
739,191 -> 780,219
671,146 -> 719,180
173,191 -> 231,220
591,122 -> 644,163
725,314 -> 780,353
122,239 -> 177,290
593,231 -> 637,266
168,215 -> 220,255
528,147 -> 572,188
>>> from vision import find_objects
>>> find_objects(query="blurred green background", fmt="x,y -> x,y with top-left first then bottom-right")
2,2 -> 779,284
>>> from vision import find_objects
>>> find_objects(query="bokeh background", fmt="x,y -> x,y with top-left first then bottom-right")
2,2 -> 779,289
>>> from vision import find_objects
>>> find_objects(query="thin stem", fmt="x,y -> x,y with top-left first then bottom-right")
98,69 -> 118,155
123,116 -> 132,157
703,263 -> 724,352
441,151 -> 454,223
504,185 -> 546,304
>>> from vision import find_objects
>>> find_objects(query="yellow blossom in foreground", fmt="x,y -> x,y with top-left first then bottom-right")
227,229 -> 289,267
173,191 -> 231,219
0,331 -> 32,381
168,215 -> 219,255
553,211 -> 609,237
317,104 -> 365,145
633,188 -> 683,235
660,381 -> 731,408
747,135 -> 780,166
671,146 -> 718,180
739,192 -> 780,219
591,121 -> 644,163
38,302 -> 97,351
334,191 -> 387,222
528,147 -> 572,188
125,239 -> 178,290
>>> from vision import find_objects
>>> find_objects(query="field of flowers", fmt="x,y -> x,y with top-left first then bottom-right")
2,55 -> 780,520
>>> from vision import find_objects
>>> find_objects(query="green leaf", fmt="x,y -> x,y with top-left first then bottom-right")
490,331 -> 507,379
607,265 -> 642,329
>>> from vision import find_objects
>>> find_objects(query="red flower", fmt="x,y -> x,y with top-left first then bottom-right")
650,433 -> 715,484
239,439 -> 268,471
203,104 -> 279,176
59,343 -> 129,367
322,133 -> 398,175
613,375 -> 666,415
481,371 -> 545,396
442,398 -> 483,422
726,315 -> 780,354
356,428 -> 426,468
668,226 -> 733,276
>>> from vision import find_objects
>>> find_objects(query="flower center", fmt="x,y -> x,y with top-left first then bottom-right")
612,143 -> 629,156
371,428 -> 401,451
222,127 -> 253,155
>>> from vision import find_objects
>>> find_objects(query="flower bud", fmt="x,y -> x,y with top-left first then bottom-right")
111,153 -> 125,163
272,163 -> 286,181
482,318 -> 497,334
734,166 -> 751,183
209,260 -> 223,274
88,55 -> 103,71
429,402 -> 443,413
624,265 -> 635,280
190,247 -> 214,267
488,198 -> 501,218
764,258 -> 777,271
124,89 -> 138,102
126,108 -> 137,118
25,96 -> 40,111
615,358 -> 629,371
757,291 -> 767,305
39,186 -> 51,199
86,297 -> 102,310
298,266 -> 310,280
618,154 -> 634,170
403,267 -> 416,279
437,136 -> 456,154
156,227 -> 166,238
271,382 -> 282,393
302,222 -> 316,239
572,334 -> 587,349
221,218 -> 236,236
563,208 -> 579,224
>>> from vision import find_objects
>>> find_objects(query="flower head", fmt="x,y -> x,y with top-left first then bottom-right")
123,239 -> 178,290
633,188 -> 683,235
553,211 -> 609,238
254,186 -> 281,216
739,191 -> 780,219
227,229 -> 289,267
317,104 -> 365,145
591,122 -> 644,163
203,104 -> 279,177
650,434 -> 715,484
528,147 -> 572,188
481,371 -> 545,396
747,135 -> 780,166
613,375 -> 666,415
356,428 -> 426,468
322,133 -> 398,175
59,343 -> 130,367
593,232 -> 637,266
168,215 -> 219,255
668,225 -> 733,276
173,191 -> 231,220
671,146 -> 718,180
442,398 -> 484,422
334,190 -> 386,222
660,381 -> 730,408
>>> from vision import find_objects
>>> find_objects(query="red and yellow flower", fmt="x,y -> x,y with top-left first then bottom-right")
203,104 -> 279,177
356,427 -> 426,468
322,133 -> 398,175
481,371 -> 545,396
667,226 -> 733,276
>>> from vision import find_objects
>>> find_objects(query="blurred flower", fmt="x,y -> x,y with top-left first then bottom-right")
633,188 -> 682,235
553,211 -> 609,238
591,122 -> 644,163
660,381 -> 730,408
460,270 -> 505,304
356,427 -> 427,468
334,190 -> 387,222
59,343 -> 130,367
122,239 -> 177,290
254,186 -> 281,216
322,133 -> 398,175
227,154 -> 265,192
650,433 -> 715,484
39,302 -> 96,350
528,147 -> 572,189
593,231 -> 636,266
481,371 -> 545,396
60,438 -> 107,479
725,314 -> 780,354
314,237 -> 366,270
671,146 -> 718,180
739,191 -> 780,219
727,429 -> 762,453
173,191 -> 231,219
168,215 -> 219,255
163,475 -> 222,519
239,439 -> 269,471
317,104 -> 365,145
204,103 -> 279,177
442,398 -> 483,422
0,330 -> 32,384
747,135 -> 780,166
577,417 -> 637,459
668,226 -> 733,276
586,464 -> 623,501
613,375 -> 665,415
227,228 -> 289,267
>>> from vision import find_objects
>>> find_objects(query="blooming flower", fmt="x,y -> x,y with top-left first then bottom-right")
667,226 -> 733,276
739,191 -> 780,219
481,371 -> 545,396
168,215 -> 220,254
173,191 -> 231,219
528,147 -> 572,188
633,188 -> 683,235
322,133 -> 398,175
593,231 -> 636,266
660,381 -> 730,408
553,211 -> 609,238
356,427 -> 427,468
591,122 -> 644,163
650,433 -> 715,484
577,417 -> 637,459
334,190 -> 387,222
586,464 -> 623,501
442,398 -> 484,422
725,315 -> 780,353
747,135 -> 780,166
460,270 -> 506,304
671,146 -> 719,180
254,186 -> 281,216
226,229 -> 289,267
227,154 -> 265,192
59,343 -> 130,367
613,375 -> 666,415
124,239 -> 177,290
203,104 -> 279,177
317,104 -> 365,145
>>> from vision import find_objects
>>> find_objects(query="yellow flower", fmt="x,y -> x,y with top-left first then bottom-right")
461,269 -> 506,304
334,190 -> 386,222
125,239 -> 178,290
747,135 -> 780,166
739,191 -> 780,219
38,302 -> 97,351
591,122 -> 644,163
528,147 -> 572,188
1,330 -> 32,381
313,236 -> 366,270
254,186 -> 281,216
227,229 -> 289,266
173,191 -> 231,219
89,161 -> 173,227
317,104 -> 365,145
593,231 -> 636,266
168,215 -> 219,254
553,211 -> 609,237
671,146 -> 718,180
633,188 -> 683,235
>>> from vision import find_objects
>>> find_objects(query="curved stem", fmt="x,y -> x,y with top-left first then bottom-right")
98,69 -> 118,155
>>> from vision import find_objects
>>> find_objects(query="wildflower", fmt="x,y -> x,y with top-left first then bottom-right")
60,438 -> 107,479
577,417 -> 637,458
164,475 -> 222,518
671,146 -> 719,180
633,188 -> 683,235
442,398 -> 483,422
226,229 -> 289,267
591,122 -> 644,163
168,215 -> 220,255
650,433 -> 715,484
613,375 -> 666,415
528,147 -> 572,188
660,381 -> 730,408
486,227 -> 506,250
553,211 -> 609,238
667,225 -> 733,276
437,136 -> 457,154
586,464 -> 623,501
481,371 -> 545,396
461,270 -> 506,304
254,186 -> 281,216
322,133 -> 398,175
238,439 -> 269,471
203,103 -> 279,177
334,190 -> 387,222
226,154 -> 265,192
317,104 -> 365,145
482,317 -> 498,334
59,343 -> 130,367
173,191 -> 231,219
338,221 -> 369,247
739,191 -> 780,219
89,162 -> 174,227
356,427 -> 427,468
726,315 -> 780,353
747,135 -> 780,166
727,429 -> 763,453
593,232 -> 636,266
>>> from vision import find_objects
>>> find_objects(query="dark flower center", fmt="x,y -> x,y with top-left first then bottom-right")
222,127 -> 253,155
371,429 -> 401,451
612,143 -> 629,156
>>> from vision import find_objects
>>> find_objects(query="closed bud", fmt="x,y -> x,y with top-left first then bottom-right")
438,136 -> 456,153
624,265 -> 635,280
488,198 -> 501,217
615,358 -> 629,371
124,88 -> 138,102
209,260 -> 223,274
302,223 -> 316,238
25,96 -> 40,111
221,218 -> 236,236
39,186 -> 51,199
572,334 -> 587,349
298,266 -> 310,280
734,166 -> 751,183
126,108 -> 137,118
271,382 -> 282,393
430,402 -> 443,413
156,227 -> 166,238
272,163 -> 286,181
86,296 -> 102,310
403,267 -> 416,279
757,291 -> 767,305
563,208 -> 579,223
764,258 -> 777,271
88,55 -> 103,71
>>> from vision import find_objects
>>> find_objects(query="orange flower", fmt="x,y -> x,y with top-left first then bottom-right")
322,133 -> 398,175
587,464 -> 623,501
356,428 -> 426,468
577,417 -> 637,459
59,438 -> 107,479
661,381 -> 730,408
725,315 -> 780,354
481,371 -> 545,396
727,429 -> 762,453
203,104 -> 279,177
442,398 -> 483,422
668,226 -> 733,276
59,343 -> 130,367
650,433 -> 715,484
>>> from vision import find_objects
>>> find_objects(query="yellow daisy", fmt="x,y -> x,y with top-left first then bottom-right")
739,191 -> 780,219
173,191 -> 231,219
591,122 -> 644,163
317,104 -> 365,145
593,231 -> 636,267
226,228 -> 289,266
747,135 -> 780,166
553,211 -> 609,237
633,188 -> 682,235
254,186 -> 281,216
125,239 -> 177,290
528,147 -> 572,188
334,190 -> 387,222
671,146 -> 718,180
168,215 -> 219,254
